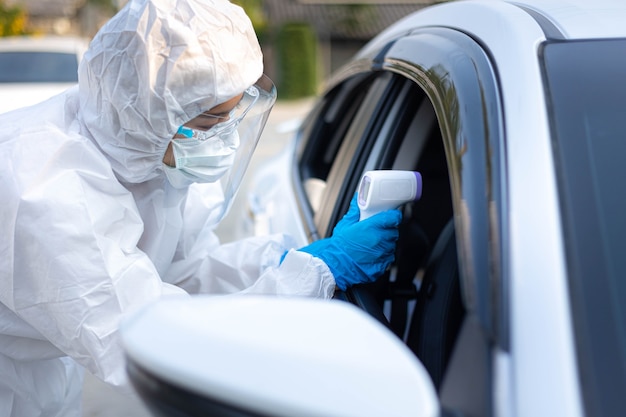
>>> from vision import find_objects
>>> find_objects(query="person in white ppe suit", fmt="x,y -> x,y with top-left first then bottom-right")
0,0 -> 402,415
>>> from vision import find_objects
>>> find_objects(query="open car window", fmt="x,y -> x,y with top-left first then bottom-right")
295,71 -> 395,237
302,27 -> 505,417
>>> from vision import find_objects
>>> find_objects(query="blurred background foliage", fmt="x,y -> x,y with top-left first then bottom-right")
0,0 -> 438,99
234,0 -> 318,99
86,0 -> 118,13
276,22 -> 318,99
232,0 -> 268,41
0,0 -> 29,36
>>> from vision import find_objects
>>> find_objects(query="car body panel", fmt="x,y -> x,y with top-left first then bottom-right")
246,1 -> 624,415
295,6 -> 583,414
515,0 -> 626,39
0,83 -> 75,113
122,296 -> 440,417
405,4 -> 583,417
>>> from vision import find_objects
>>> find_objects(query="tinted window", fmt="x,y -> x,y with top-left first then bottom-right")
298,73 -> 376,184
295,73 -> 375,219
0,51 -> 78,83
296,72 -> 394,237
542,38 -> 626,416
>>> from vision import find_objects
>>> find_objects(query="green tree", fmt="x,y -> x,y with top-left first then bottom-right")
0,0 -> 29,36
87,0 -> 119,13
276,22 -> 318,99
231,0 -> 268,40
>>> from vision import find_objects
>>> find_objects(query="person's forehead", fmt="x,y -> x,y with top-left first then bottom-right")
203,93 -> 244,116
182,93 -> 243,130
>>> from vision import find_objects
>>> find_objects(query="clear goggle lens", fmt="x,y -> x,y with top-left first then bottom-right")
176,85 -> 260,141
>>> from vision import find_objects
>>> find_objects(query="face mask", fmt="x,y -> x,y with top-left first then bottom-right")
164,129 -> 240,189
162,75 -> 276,225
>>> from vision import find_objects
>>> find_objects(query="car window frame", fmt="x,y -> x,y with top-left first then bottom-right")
383,28 -> 506,416
290,25 -> 507,417
308,27 -> 505,416
324,27 -> 508,350
293,71 -> 384,240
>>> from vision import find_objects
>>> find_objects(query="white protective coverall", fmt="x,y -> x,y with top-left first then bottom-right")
0,0 -> 335,415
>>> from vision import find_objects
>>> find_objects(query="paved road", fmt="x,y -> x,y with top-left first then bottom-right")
82,98 -> 314,416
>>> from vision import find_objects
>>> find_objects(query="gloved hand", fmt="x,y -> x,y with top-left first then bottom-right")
331,192 -> 360,235
299,195 -> 402,290
281,193 -> 360,265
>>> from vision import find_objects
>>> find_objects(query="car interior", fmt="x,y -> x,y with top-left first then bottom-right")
297,71 -> 466,392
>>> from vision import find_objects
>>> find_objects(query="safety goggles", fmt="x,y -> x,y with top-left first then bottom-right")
177,85 -> 260,141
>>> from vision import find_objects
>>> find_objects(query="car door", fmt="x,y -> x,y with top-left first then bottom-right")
292,27 -> 507,417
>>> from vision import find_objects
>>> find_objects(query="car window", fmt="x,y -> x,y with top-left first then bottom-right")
307,28 -> 504,416
324,74 -> 454,242
297,73 -> 373,182
322,70 -> 463,393
373,77 -> 453,244
295,71 -> 394,237
0,51 -> 78,83
542,38 -> 626,416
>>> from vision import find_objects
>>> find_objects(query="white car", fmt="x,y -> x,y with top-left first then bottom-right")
121,1 -> 626,416
0,36 -> 88,114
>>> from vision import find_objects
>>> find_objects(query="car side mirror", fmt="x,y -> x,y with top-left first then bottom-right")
121,295 -> 439,417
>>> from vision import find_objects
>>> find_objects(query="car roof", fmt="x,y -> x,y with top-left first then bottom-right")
366,0 -> 626,49
0,36 -> 89,55
509,0 -> 626,39
351,0 -> 626,96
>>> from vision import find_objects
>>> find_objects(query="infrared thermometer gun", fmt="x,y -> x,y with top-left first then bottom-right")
357,170 -> 422,221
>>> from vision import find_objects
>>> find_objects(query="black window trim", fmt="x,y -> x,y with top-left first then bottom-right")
386,27 -> 507,350
380,27 -> 506,417
290,25 -> 507,417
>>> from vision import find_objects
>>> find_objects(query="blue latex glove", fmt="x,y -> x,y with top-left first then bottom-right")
331,192 -> 360,235
299,196 -> 402,290
280,193 -> 359,266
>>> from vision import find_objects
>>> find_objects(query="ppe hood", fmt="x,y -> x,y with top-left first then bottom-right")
77,0 -> 263,184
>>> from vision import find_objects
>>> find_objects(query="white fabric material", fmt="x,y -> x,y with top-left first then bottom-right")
78,0 -> 264,184
165,130 -> 240,188
0,0 -> 335,415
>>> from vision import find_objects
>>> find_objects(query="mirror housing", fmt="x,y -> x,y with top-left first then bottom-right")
121,295 -> 439,417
